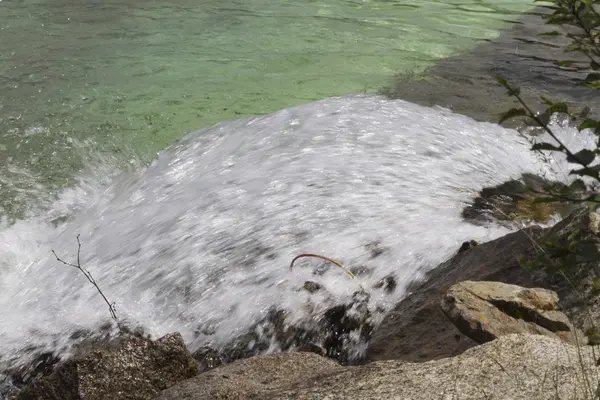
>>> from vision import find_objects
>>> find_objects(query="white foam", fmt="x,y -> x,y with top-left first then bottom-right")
0,94 -> 593,367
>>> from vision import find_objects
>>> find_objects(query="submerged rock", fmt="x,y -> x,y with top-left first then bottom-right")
302,281 -> 323,294
16,332 -> 197,400
441,281 -> 583,345
193,288 -> 374,372
157,334 -> 600,400
457,240 -> 478,254
372,275 -> 397,294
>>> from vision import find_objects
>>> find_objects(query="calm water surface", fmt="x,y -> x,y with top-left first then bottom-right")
0,0 -> 535,218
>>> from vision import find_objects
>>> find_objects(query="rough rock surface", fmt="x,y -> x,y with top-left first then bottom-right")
157,334 -> 600,400
156,351 -> 343,400
441,280 -> 583,344
193,288 -> 374,372
16,332 -> 198,400
367,225 -> 545,362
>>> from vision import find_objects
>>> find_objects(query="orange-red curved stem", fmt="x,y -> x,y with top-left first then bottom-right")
289,253 -> 356,279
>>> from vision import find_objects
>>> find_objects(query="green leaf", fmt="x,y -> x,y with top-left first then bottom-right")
568,149 -> 597,165
583,194 -> 600,203
545,102 -> 570,115
538,30 -> 564,36
548,16 -> 578,26
593,276 -> 600,290
584,72 -> 600,83
498,108 -> 528,124
568,230 -> 580,241
558,60 -> 577,67
566,44 -> 583,52
532,196 -> 554,204
570,164 -> 600,179
531,142 -> 563,152
496,76 -> 508,87
578,119 -> 600,131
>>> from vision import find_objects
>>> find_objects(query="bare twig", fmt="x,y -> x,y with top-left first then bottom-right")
52,234 -> 122,331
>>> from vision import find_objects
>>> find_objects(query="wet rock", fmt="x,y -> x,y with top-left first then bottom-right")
461,173 -> 571,225
192,289 -> 374,372
457,240 -> 478,254
372,275 -> 397,294
191,346 -> 225,373
441,281 -> 583,345
157,334 -> 600,400
365,240 -> 387,259
302,281 -> 323,293
16,332 -> 197,400
6,351 -> 60,388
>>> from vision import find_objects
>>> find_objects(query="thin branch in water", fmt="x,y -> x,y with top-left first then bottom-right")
52,234 -> 122,331
290,253 -> 357,279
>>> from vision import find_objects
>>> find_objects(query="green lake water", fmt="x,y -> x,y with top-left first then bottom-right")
0,0 -> 534,219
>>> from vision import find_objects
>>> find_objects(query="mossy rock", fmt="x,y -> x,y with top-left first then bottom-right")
461,173 -> 575,226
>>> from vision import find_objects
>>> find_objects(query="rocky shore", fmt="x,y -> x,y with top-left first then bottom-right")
4,195 -> 600,399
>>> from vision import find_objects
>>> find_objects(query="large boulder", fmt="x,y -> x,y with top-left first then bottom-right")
157,334 -> 599,400
16,332 -> 197,400
367,226 -> 545,362
441,281 -> 583,345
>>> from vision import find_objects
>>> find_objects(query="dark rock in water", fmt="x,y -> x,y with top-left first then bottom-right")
15,332 -> 197,400
373,275 -> 397,294
302,281 -> 323,293
365,240 -> 387,259
193,288 -> 373,372
457,240 -> 478,254
461,173 -> 571,225
192,346 -> 225,373
6,351 -> 60,388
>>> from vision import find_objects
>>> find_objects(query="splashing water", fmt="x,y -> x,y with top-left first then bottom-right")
0,95 -> 594,368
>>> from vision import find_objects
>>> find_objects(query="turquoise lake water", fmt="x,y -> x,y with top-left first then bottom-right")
0,0 -> 535,219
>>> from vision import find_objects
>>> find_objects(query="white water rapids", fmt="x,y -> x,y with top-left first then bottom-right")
0,94 -> 593,369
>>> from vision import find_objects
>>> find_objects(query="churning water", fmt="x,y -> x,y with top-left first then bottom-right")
0,94 -> 594,369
